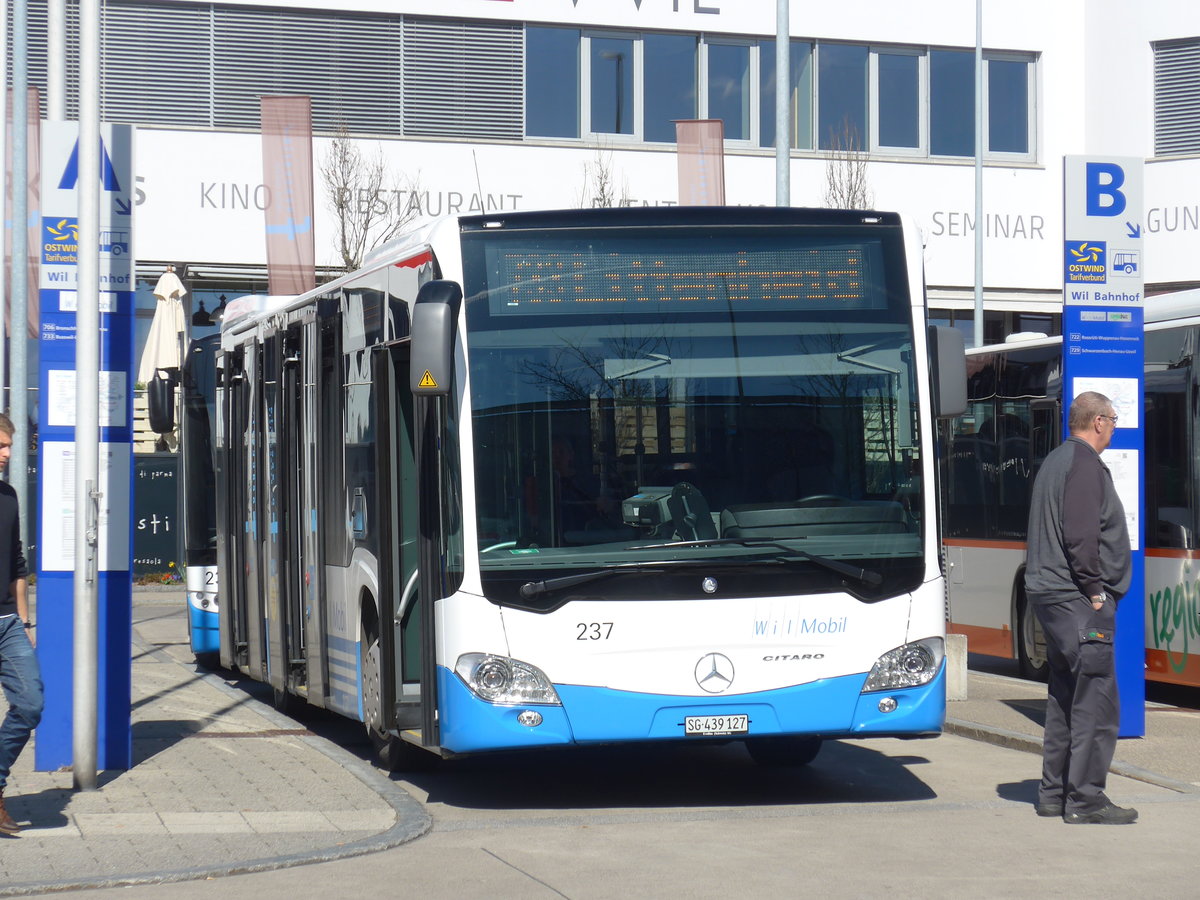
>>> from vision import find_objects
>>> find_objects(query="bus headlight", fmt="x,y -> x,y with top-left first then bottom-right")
861,638 -> 944,692
455,653 -> 562,706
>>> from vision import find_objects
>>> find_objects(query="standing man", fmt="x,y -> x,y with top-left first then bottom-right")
1024,391 -> 1135,825
0,413 -> 42,835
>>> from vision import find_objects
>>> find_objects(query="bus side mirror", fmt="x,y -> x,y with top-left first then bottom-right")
928,325 -> 967,418
146,370 -> 177,434
410,280 -> 464,396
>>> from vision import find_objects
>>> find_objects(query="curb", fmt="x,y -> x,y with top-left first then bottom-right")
0,662 -> 432,897
945,717 -> 1200,797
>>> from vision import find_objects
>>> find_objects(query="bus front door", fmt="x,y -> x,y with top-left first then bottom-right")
375,343 -> 423,746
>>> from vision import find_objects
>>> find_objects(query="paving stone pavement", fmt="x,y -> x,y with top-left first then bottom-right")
946,659 -> 1200,793
0,591 -> 429,895
5,592 -> 1198,895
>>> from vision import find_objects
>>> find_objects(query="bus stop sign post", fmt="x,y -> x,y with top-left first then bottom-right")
36,121 -> 136,772
1062,155 -> 1145,738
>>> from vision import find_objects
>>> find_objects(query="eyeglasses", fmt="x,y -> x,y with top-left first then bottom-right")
1098,414 -> 1119,425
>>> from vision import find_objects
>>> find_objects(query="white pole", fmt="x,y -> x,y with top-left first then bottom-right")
47,0 -> 66,119
775,0 -> 790,206
973,0 -> 984,349
73,0 -> 101,792
0,0 -> 8,416
11,0 -> 28,536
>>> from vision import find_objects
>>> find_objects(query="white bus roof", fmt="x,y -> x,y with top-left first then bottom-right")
220,216 -> 461,349
219,294 -> 296,332
1145,287 -> 1200,324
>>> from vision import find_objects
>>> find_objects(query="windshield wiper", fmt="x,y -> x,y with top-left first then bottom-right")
521,539 -> 825,597
627,538 -> 884,587
520,562 -> 669,599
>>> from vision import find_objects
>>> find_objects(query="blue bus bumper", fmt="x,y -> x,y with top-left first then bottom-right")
189,605 -> 220,656
437,664 -> 945,754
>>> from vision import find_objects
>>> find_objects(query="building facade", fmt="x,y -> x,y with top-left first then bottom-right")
10,0 -> 1200,349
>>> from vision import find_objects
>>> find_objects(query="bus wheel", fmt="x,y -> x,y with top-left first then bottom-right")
371,727 -> 437,773
361,633 -> 435,772
362,634 -> 388,746
1017,594 -> 1049,681
745,736 -> 822,767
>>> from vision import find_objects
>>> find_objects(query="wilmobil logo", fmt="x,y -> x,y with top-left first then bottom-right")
43,217 -> 79,265
753,614 -> 850,637
1065,240 -> 1107,284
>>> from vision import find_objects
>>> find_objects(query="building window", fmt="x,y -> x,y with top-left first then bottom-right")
707,42 -> 751,141
526,27 -> 580,139
1015,313 -> 1055,335
644,33 -> 697,143
929,308 -> 1060,349
875,50 -> 922,151
818,44 -> 869,151
988,58 -> 1030,154
759,40 -> 813,150
930,49 -> 975,157
519,28 -> 1034,160
1154,38 -> 1200,157
589,35 -> 636,136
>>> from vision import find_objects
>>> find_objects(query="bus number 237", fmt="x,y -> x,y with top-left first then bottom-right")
576,622 -> 614,641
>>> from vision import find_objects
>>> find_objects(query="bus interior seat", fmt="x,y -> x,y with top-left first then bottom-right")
1156,507 -> 1192,549
667,482 -> 718,541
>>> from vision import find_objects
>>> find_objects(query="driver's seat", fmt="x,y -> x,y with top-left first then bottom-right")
667,482 -> 717,541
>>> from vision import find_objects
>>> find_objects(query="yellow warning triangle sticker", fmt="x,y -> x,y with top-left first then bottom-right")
418,370 -> 439,389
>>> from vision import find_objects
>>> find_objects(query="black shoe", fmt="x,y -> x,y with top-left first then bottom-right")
1063,802 -> 1138,825
1035,802 -> 1064,818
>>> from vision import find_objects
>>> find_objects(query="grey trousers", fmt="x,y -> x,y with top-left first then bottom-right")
1031,595 -> 1120,814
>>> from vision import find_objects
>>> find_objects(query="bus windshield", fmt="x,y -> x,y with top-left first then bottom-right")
462,221 -> 922,604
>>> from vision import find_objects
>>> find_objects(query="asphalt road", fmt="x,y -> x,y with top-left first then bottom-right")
58,736 -> 1196,898
64,681 -> 1200,897
50,598 -> 1200,899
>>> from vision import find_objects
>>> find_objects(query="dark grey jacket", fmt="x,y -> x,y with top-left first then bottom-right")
0,481 -> 26,618
1024,436 -> 1131,604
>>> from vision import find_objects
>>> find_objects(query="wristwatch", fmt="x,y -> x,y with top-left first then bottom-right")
22,620 -> 32,629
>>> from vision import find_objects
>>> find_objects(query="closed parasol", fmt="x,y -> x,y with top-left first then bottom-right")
138,266 -> 187,386
139,267 -> 188,438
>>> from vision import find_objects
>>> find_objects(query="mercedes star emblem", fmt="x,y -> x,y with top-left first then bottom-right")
695,652 -> 735,693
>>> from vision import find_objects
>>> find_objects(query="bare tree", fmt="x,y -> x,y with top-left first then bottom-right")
320,124 -> 422,271
577,147 -> 631,209
823,118 -> 875,210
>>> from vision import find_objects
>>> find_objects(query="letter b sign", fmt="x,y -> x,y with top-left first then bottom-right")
1085,162 -> 1126,217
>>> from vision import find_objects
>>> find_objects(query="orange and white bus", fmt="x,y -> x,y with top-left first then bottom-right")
941,288 -> 1200,686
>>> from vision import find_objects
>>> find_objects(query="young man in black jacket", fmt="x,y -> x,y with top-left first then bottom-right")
1024,390 -> 1135,825
0,413 -> 41,835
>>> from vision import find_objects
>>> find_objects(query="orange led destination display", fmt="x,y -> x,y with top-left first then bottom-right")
488,245 -> 882,314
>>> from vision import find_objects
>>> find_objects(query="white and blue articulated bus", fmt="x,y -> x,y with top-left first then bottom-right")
213,207 -> 966,769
